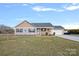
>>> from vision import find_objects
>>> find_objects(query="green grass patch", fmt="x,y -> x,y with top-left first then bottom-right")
0,35 -> 79,56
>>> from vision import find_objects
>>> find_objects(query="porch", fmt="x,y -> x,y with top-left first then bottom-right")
36,28 -> 52,36
15,27 -> 53,36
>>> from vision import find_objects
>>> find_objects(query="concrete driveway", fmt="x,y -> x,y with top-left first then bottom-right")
56,35 -> 79,42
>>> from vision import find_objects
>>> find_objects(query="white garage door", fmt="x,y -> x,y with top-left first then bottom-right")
54,30 -> 63,35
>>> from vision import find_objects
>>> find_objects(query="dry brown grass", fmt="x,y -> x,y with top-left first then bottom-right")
0,35 -> 79,56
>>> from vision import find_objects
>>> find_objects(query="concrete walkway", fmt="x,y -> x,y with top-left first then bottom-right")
56,35 -> 79,42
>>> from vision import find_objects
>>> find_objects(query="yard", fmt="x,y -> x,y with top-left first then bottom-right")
0,35 -> 79,56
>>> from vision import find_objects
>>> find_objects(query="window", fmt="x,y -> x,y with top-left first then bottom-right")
19,29 -> 23,32
16,29 -> 23,32
16,29 -> 19,32
28,28 -> 35,32
24,29 -> 27,32
37,28 -> 40,32
41,28 -> 46,31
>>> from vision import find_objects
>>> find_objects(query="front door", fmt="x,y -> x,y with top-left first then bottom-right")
45,32 -> 48,36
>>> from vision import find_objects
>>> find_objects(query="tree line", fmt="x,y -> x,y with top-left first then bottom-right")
0,25 -> 14,34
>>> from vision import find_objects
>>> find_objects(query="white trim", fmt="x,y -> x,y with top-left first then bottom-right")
15,27 -> 53,35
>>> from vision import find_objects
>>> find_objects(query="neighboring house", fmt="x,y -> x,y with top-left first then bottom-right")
53,26 -> 64,35
14,20 -> 64,36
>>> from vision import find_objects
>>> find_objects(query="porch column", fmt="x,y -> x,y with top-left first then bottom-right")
14,28 -> 16,35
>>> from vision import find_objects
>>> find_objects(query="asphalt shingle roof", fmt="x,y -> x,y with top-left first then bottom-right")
15,20 -> 64,29
54,26 -> 64,30
31,23 -> 53,27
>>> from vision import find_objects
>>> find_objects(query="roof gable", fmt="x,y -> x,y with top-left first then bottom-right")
15,20 -> 33,28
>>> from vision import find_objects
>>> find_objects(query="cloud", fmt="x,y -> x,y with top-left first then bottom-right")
22,3 -> 34,6
65,5 -> 79,11
3,3 -> 29,8
22,3 -> 28,6
32,6 -> 64,12
64,4 -> 79,11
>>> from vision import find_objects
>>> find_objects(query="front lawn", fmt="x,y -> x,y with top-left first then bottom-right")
0,35 -> 79,56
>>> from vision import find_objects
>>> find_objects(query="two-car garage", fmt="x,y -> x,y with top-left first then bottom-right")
53,26 -> 64,35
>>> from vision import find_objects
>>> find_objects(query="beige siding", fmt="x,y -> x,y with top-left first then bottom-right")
16,21 -> 32,28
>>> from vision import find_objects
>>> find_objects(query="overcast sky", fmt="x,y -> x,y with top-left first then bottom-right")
0,3 -> 79,29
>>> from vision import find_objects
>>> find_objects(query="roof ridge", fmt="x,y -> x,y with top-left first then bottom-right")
31,23 -> 53,27
31,23 -> 51,24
